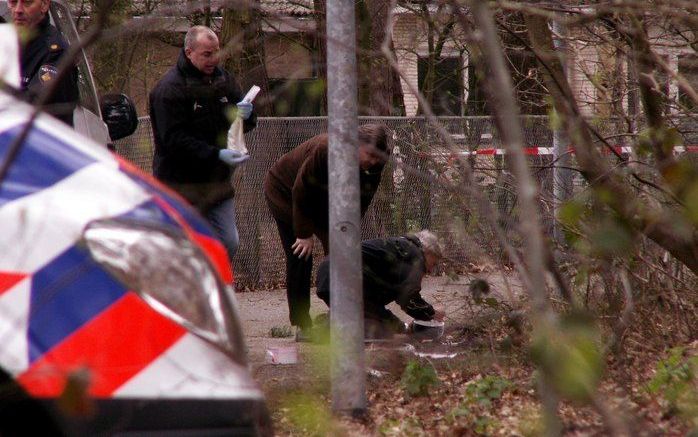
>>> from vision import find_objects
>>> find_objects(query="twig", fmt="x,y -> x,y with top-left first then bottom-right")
605,270 -> 635,354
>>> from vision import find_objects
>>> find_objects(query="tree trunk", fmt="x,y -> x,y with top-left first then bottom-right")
219,1 -> 269,283
354,0 -> 405,115
90,0 -> 136,94
355,0 -> 372,112
416,3 -> 436,115
366,0 -> 405,115
220,1 -> 270,115
313,0 -> 328,113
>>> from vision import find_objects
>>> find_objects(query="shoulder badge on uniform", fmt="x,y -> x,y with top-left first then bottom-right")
39,64 -> 58,83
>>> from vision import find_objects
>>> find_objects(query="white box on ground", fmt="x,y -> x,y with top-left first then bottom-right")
265,346 -> 298,364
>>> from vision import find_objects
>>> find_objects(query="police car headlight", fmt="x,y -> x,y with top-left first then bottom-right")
82,219 -> 241,358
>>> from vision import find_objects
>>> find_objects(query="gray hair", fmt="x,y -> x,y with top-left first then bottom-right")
184,25 -> 218,50
414,230 -> 444,259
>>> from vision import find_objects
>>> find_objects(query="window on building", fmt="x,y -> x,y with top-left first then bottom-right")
265,34 -> 325,116
268,79 -> 325,116
507,49 -> 546,115
418,56 -> 463,115
464,50 -> 546,116
493,12 -> 546,115
678,54 -> 698,112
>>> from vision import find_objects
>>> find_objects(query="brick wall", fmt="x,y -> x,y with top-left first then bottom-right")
567,37 -> 603,117
566,22 -> 689,118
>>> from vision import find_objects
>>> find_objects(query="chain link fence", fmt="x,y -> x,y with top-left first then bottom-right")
114,115 -> 697,290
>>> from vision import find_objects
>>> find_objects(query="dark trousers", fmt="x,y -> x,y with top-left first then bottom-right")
273,218 -> 317,328
205,197 -> 239,263
316,258 -> 404,332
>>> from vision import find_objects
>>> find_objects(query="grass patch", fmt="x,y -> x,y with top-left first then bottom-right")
269,325 -> 293,338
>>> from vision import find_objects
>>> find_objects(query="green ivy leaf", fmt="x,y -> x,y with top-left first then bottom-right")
484,297 -> 499,308
589,220 -> 634,258
558,199 -> 586,228
661,127 -> 684,155
547,105 -> 562,130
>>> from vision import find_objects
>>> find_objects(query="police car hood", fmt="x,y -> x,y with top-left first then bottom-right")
0,37 -> 261,400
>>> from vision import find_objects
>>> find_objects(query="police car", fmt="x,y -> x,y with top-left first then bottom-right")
0,23 -> 271,437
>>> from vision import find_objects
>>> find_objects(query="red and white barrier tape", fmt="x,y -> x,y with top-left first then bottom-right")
450,145 -> 698,156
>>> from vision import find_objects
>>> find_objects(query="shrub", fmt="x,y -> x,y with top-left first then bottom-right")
401,359 -> 439,397
464,375 -> 512,406
269,325 -> 293,338
646,346 -> 698,427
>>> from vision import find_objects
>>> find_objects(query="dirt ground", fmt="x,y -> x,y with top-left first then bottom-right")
235,274 -> 518,369
234,273 -> 695,436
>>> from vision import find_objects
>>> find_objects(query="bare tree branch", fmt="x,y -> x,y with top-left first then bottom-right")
524,13 -> 698,275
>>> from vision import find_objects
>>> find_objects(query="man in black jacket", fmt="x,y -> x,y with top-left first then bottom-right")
10,0 -> 79,126
150,25 -> 256,262
316,230 -> 446,339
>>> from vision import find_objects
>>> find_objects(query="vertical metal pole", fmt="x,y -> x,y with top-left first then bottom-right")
326,0 -> 366,414
552,19 -> 572,245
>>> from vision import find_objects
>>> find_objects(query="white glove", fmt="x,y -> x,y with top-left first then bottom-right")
236,101 -> 253,120
218,149 -> 250,167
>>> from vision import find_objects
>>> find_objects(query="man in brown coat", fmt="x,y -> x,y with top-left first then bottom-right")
264,124 -> 390,341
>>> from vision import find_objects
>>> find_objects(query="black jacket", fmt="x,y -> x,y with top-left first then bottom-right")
316,235 -> 435,321
149,50 -> 256,210
19,15 -> 79,126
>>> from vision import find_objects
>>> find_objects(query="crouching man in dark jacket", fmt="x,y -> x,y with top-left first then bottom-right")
149,25 -> 256,261
316,230 -> 446,339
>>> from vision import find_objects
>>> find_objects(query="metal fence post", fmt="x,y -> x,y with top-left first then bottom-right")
552,19 -> 573,245
326,0 -> 366,414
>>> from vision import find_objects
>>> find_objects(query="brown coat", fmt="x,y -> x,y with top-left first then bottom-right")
264,133 -> 385,247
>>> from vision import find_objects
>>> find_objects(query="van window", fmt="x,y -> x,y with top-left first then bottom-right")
51,2 -> 100,115
0,1 -> 8,21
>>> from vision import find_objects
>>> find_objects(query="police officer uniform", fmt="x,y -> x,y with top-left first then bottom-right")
20,14 -> 79,126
